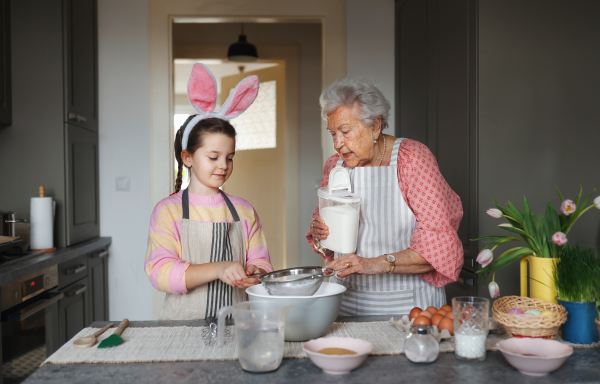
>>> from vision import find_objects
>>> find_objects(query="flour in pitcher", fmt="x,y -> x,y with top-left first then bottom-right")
320,205 -> 360,254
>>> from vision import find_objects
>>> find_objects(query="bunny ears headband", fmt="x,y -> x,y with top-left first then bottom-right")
181,63 -> 260,150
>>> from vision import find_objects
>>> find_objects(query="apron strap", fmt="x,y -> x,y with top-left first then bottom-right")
181,189 -> 240,222
219,190 -> 240,222
182,189 -> 190,220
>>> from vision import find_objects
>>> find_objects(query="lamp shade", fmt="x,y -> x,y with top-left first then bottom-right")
227,34 -> 258,62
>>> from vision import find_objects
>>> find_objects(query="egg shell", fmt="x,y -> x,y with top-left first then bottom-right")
444,312 -> 454,320
436,309 -> 448,317
431,314 -> 445,326
413,316 -> 432,326
425,306 -> 438,314
524,310 -> 541,316
539,310 -> 555,318
419,311 -> 433,319
409,307 -> 423,320
438,317 -> 454,336
441,305 -> 452,312
508,308 -> 524,315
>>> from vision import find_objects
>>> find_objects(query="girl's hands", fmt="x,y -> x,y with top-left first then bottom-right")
232,264 -> 264,289
217,261 -> 248,287
310,213 -> 329,240
324,254 -> 387,278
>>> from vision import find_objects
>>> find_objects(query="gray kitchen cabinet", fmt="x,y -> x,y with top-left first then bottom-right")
63,0 -> 98,132
57,277 -> 90,346
396,0 -> 479,297
87,248 -> 109,322
0,0 -> 99,247
66,124 -> 100,246
0,0 -> 10,126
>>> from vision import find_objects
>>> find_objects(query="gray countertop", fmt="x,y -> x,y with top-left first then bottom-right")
23,317 -> 600,384
0,237 -> 111,285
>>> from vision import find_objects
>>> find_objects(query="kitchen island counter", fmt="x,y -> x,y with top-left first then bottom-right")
23,316 -> 600,384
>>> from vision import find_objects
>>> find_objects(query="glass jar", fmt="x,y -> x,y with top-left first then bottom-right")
404,324 -> 439,363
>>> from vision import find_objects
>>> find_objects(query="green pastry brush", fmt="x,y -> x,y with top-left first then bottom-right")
97,318 -> 129,348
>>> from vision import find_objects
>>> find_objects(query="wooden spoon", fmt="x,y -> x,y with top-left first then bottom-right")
73,322 -> 114,349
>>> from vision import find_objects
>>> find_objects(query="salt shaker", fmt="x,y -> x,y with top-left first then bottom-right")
404,324 -> 439,363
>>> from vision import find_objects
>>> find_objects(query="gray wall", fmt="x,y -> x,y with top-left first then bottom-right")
479,0 -> 600,297
172,23 -> 323,267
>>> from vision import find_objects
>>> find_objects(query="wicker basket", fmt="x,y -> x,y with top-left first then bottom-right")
492,296 -> 567,339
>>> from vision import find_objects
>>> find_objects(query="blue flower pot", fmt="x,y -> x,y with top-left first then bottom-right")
557,299 -> 600,344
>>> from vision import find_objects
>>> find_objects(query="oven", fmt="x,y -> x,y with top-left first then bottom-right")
1,266 -> 62,384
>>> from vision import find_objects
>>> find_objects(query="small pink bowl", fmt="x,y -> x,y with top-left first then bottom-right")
498,338 -> 573,376
302,337 -> 373,375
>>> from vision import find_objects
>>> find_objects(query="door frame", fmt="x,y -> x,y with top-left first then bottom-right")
148,1 -> 345,318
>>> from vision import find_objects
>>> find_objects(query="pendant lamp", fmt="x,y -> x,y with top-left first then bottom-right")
227,23 -> 258,62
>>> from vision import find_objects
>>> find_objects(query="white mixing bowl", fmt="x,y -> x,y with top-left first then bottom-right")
246,282 -> 346,341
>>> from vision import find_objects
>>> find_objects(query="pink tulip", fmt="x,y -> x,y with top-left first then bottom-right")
594,196 -> 600,209
476,249 -> 493,268
552,231 -> 568,246
560,199 -> 576,216
486,208 -> 502,218
489,281 -> 500,298
498,223 -> 513,228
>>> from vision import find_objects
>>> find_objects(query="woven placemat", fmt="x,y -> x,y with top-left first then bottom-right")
43,321 -> 599,365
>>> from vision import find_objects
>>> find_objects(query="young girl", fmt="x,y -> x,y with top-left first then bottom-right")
145,64 -> 273,320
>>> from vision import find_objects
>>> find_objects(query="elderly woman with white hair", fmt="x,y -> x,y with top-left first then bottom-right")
306,77 -> 464,315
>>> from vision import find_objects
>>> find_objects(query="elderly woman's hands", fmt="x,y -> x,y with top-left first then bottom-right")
324,254 -> 387,278
310,213 -> 329,240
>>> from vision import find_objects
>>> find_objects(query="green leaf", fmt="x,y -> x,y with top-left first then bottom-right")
471,235 -> 509,241
475,247 -> 534,275
505,200 -> 524,223
556,187 -> 565,203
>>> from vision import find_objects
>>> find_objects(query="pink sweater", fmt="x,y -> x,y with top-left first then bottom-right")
306,139 -> 464,288
145,190 -> 273,294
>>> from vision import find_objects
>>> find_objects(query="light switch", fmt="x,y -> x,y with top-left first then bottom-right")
116,176 -> 130,191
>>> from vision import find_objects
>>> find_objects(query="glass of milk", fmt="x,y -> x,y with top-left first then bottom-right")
317,167 -> 361,254
452,297 -> 490,362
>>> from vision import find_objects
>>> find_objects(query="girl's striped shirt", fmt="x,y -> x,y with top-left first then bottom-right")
145,190 -> 273,294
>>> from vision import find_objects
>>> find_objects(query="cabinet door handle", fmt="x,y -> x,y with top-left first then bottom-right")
66,285 -> 87,297
457,277 -> 474,286
66,264 -> 86,275
68,112 -> 77,120
465,259 -> 475,267
77,115 -> 87,123
93,251 -> 108,259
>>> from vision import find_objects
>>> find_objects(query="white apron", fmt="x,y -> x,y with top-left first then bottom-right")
159,189 -> 247,320
332,138 -> 446,316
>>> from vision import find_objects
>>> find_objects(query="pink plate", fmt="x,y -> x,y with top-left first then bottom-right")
497,338 -> 573,376
302,337 -> 373,375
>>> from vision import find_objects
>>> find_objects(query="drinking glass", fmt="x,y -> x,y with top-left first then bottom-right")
452,296 -> 490,362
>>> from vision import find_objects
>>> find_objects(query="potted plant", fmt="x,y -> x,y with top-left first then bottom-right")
474,187 -> 600,302
553,244 -> 600,344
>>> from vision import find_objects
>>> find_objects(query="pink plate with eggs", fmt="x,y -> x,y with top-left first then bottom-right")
302,337 -> 373,375
498,338 -> 573,376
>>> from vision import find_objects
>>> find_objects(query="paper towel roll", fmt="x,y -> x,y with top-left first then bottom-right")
30,197 -> 54,250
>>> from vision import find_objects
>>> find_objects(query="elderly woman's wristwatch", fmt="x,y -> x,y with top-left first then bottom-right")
385,254 -> 396,273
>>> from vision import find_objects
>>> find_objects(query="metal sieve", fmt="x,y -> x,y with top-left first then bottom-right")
255,266 -> 335,296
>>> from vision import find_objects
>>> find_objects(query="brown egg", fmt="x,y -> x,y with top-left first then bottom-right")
419,311 -> 433,319
438,317 -> 454,335
413,315 -> 432,326
425,306 -> 438,314
431,314 -> 445,326
409,307 -> 423,320
444,311 -> 454,320
436,309 -> 448,317
441,305 -> 452,312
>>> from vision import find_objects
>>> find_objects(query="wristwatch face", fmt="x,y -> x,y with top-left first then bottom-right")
386,254 -> 396,263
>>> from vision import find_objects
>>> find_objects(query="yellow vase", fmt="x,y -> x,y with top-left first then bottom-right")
520,255 -> 559,303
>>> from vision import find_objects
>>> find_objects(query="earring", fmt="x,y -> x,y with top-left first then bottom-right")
374,140 -> 376,143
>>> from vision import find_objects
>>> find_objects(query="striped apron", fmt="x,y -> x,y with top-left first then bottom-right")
159,189 -> 247,320
332,138 -> 446,316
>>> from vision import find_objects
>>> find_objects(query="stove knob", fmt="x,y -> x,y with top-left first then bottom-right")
14,290 -> 19,301
46,276 -> 51,286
